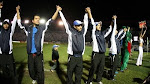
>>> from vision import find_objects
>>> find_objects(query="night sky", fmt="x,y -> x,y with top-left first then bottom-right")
1,0 -> 150,31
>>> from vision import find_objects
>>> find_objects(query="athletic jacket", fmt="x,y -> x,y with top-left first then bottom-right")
0,13 -> 17,54
17,19 -> 53,54
59,11 -> 88,56
109,19 -> 126,54
52,49 -> 59,60
90,18 -> 112,53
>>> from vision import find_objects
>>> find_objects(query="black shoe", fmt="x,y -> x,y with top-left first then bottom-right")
108,74 -> 114,80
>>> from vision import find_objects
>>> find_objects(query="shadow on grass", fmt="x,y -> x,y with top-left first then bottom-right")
49,61 -> 67,84
143,73 -> 150,84
133,78 -> 143,84
128,62 -> 136,66
82,56 -> 111,82
16,62 -> 26,84
47,55 -> 117,83
143,66 -> 150,68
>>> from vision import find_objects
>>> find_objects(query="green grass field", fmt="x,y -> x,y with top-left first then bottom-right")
12,43 -> 150,84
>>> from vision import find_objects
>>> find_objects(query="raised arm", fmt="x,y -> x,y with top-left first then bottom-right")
0,1 -> 3,25
83,7 -> 89,36
111,15 -> 117,40
10,13 -> 17,35
0,1 -> 3,18
117,28 -> 127,40
120,32 -> 126,40
117,29 -> 124,38
16,5 -> 28,36
52,5 -> 62,20
44,5 -> 62,32
104,20 -> 113,38
141,25 -> 147,37
120,28 -> 127,40
59,10 -> 71,34
86,7 -> 96,37
86,7 -> 92,19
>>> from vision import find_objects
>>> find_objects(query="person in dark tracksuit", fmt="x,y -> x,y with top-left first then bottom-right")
109,17 -> 127,80
50,45 -> 59,72
0,4 -> 18,84
17,5 -> 62,84
86,8 -> 112,84
59,7 -> 89,84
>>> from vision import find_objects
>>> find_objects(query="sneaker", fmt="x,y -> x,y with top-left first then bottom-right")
112,79 -> 116,81
120,70 -> 124,72
115,71 -> 118,74
85,81 -> 92,84
98,81 -> 103,84
50,69 -> 54,72
32,80 -> 36,84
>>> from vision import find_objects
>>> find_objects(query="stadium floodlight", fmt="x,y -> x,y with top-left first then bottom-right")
40,19 -> 46,24
24,20 -> 29,24
58,20 -> 63,26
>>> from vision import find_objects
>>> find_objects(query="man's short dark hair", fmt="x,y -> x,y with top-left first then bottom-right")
32,14 -> 40,20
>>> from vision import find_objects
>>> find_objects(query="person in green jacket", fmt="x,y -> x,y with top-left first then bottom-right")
120,26 -> 132,72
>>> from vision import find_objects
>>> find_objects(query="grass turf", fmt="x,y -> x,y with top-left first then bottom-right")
12,43 -> 150,84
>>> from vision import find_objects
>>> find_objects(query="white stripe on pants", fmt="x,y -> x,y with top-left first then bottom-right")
136,46 -> 143,65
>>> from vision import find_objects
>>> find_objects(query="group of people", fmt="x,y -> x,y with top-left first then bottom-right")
0,1 -> 148,84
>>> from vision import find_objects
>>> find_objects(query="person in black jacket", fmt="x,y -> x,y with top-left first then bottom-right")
17,5 -> 62,84
0,3 -> 18,84
50,45 -> 59,72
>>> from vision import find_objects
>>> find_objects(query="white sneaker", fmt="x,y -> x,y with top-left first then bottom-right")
98,81 -> 103,84
32,80 -> 36,84
85,81 -> 92,84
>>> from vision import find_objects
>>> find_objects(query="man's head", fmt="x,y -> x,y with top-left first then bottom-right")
73,20 -> 83,31
32,14 -> 40,26
3,19 -> 10,30
122,26 -> 127,32
96,21 -> 102,31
